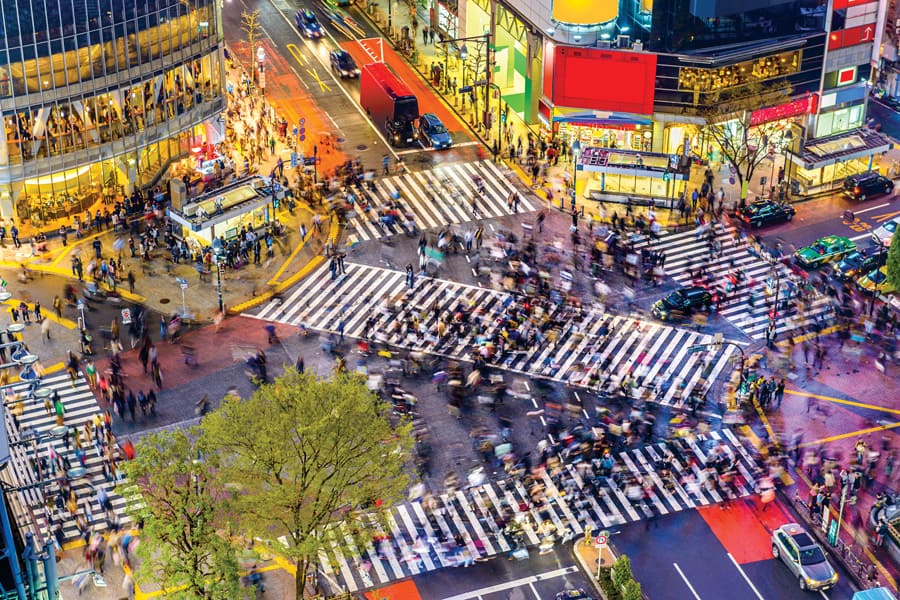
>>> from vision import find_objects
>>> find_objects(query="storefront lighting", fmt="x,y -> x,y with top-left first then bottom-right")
25,165 -> 91,187
547,27 -> 556,34
598,33 -> 608,40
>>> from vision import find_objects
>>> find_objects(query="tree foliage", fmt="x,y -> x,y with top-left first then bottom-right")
119,427 -> 241,599
201,371 -> 414,598
698,80 -> 794,198
887,228 -> 900,291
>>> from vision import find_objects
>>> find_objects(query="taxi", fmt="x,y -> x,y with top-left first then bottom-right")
771,523 -> 838,591
856,266 -> 897,296
793,235 -> 856,269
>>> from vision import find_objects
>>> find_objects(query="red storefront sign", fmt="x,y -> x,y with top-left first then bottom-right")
829,24 -> 876,50
832,0 -> 877,10
750,94 -> 819,126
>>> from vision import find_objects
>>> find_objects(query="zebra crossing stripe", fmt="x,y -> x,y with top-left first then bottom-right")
344,161 -> 537,242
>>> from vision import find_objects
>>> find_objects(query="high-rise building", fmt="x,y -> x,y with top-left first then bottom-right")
421,0 -> 891,199
0,0 -> 226,228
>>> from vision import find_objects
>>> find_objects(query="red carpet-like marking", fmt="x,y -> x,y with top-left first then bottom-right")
698,498 -> 793,564
364,579 -> 422,600
340,39 -> 471,137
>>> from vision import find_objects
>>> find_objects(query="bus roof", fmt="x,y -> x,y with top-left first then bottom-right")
363,62 -> 415,100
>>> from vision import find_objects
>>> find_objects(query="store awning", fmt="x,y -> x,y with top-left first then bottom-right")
798,128 -> 894,170
553,111 -> 653,128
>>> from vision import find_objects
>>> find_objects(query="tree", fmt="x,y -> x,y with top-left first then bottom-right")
201,371 -> 414,598
241,10 -> 263,85
698,80 -> 794,200
886,229 -> 900,292
119,427 -> 241,599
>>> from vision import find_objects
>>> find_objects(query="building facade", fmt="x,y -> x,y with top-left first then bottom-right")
0,0 -> 226,227
420,0 -> 891,197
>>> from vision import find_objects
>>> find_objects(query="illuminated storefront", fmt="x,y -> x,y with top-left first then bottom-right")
0,0 -> 225,226
167,176 -> 277,249
554,112 -> 654,152
785,127 -> 893,195
577,147 -> 688,205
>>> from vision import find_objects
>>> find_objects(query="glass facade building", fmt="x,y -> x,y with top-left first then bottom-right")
0,0 -> 225,227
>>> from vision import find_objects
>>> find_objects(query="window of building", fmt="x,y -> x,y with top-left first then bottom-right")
678,50 -> 802,93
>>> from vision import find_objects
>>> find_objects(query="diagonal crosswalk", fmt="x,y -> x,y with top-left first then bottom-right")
2,373 -> 131,544
317,429 -> 759,592
252,262 -> 738,408
639,225 -> 835,340
346,160 -> 536,242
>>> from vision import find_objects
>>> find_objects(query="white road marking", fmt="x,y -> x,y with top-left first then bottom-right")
438,566 -> 578,600
853,202 -> 890,215
850,233 -> 872,241
674,563 -> 703,600
728,553 -> 766,599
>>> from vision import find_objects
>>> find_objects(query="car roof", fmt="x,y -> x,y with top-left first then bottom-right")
332,49 -> 348,56
817,235 -> 848,245
848,171 -> 882,181
421,113 -> 441,124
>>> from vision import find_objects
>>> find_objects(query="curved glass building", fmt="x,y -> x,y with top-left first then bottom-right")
0,0 -> 225,227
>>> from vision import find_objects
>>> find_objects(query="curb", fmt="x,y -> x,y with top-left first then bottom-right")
570,540 -> 612,600
226,216 -> 340,315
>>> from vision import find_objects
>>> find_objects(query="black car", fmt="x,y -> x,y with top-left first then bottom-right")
651,286 -> 714,320
329,49 -> 359,78
738,200 -> 796,228
843,171 -> 893,201
831,246 -> 888,281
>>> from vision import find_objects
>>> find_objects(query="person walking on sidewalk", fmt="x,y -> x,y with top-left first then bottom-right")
422,25 -> 428,45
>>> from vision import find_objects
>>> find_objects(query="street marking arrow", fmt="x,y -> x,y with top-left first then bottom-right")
873,209 -> 900,223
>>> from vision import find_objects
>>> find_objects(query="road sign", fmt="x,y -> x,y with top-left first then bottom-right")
300,118 -> 306,125
729,177 -> 735,185
300,134 -> 306,142
458,86 -> 473,94
121,308 -> 132,325
594,534 -> 608,547
300,127 -> 306,135
291,152 -> 298,168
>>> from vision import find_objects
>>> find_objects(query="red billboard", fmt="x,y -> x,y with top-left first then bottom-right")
750,94 -> 819,126
828,24 -> 876,49
548,46 -> 657,114
832,0 -> 877,9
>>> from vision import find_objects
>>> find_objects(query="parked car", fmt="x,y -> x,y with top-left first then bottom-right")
793,235 -> 856,269
843,171 -> 893,201
857,266 -> 897,296
771,523 -> 838,591
418,113 -> 453,149
832,246 -> 888,281
295,10 -> 323,39
738,199 -> 796,228
872,215 -> 900,247
556,590 -> 594,600
329,49 -> 359,78
651,285 -> 714,321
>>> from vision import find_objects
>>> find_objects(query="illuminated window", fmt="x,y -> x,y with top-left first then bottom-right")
677,50 -> 802,92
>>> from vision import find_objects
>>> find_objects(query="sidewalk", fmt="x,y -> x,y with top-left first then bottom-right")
746,325 -> 900,590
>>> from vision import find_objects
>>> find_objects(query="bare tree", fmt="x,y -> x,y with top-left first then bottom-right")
241,9 -> 263,85
698,80 -> 793,200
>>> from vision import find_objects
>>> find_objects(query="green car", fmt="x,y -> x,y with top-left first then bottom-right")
793,235 -> 856,269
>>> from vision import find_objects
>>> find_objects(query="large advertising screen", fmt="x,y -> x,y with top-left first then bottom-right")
552,0 -> 618,25
550,46 -> 657,114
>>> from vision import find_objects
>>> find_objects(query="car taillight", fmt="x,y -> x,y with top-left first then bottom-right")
855,187 -> 861,194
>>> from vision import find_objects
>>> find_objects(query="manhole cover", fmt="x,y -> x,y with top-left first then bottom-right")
337,138 -> 346,144
356,144 -> 368,151
159,298 -> 170,304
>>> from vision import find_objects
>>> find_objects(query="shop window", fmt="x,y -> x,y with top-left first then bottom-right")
678,50 -> 801,93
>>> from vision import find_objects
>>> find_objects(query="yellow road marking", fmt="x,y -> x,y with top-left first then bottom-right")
786,389 -> 900,416
873,209 -> 900,223
268,231 -> 312,285
286,43 -> 308,66
306,67 -> 332,92
1,299 -> 78,330
798,421 -> 900,448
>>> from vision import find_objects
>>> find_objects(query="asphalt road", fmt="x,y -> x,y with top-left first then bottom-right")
616,497 -> 858,599
409,545 -> 595,600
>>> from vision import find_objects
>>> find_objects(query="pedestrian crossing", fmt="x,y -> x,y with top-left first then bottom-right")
1,373 -> 130,544
317,429 -> 760,593
638,225 -> 834,340
346,160 -> 537,242
252,262 -> 738,408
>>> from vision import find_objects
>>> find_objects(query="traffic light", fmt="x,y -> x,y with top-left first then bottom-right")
663,171 -> 670,182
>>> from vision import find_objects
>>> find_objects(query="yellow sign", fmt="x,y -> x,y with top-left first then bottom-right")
551,0 -> 617,25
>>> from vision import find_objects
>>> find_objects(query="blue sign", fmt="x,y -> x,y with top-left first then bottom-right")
300,127 -> 306,135
291,152 -> 298,168
292,126 -> 298,137
300,118 -> 306,125
300,134 -> 306,142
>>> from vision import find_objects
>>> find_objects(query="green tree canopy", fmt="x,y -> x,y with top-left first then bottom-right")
886,229 -> 900,292
118,427 -> 240,599
201,371 -> 414,598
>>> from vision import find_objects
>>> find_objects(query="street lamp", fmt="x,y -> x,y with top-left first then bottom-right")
212,239 -> 225,313
572,140 -> 582,209
868,240 -> 886,316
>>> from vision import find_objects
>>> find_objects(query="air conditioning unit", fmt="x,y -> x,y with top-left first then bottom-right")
617,35 -> 630,48
596,40 -> 613,49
